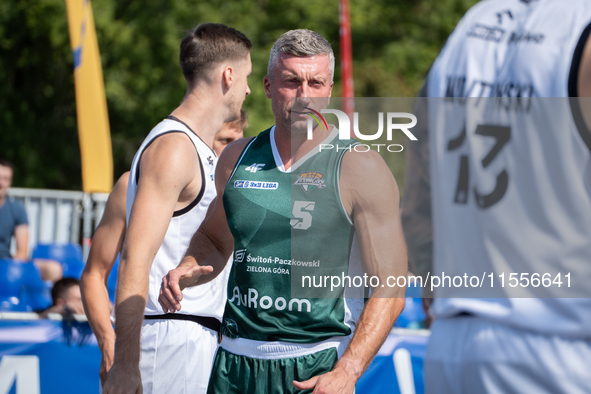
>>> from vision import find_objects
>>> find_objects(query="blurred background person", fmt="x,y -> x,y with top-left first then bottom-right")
213,109 -> 248,156
39,277 -> 85,318
402,0 -> 591,393
0,158 -> 62,283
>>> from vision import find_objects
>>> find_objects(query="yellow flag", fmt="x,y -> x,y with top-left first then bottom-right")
65,0 -> 113,193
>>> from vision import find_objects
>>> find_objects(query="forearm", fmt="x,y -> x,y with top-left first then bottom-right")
81,271 -> 115,352
14,249 -> 28,260
14,225 -> 29,260
112,257 -> 149,367
182,226 -> 233,286
335,297 -> 405,379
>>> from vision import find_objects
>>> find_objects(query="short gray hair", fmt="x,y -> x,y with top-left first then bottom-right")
267,29 -> 335,82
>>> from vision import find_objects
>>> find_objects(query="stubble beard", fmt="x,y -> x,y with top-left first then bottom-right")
226,98 -> 242,123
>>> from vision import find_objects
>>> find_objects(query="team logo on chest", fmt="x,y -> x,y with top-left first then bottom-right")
234,249 -> 247,263
245,163 -> 265,173
294,172 -> 327,192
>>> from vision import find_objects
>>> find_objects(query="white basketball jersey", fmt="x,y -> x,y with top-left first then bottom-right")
127,116 -> 230,320
426,0 -> 591,336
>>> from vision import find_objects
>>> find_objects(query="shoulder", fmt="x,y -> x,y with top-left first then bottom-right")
114,171 -> 130,191
139,132 -> 199,185
142,131 -> 197,162
216,137 -> 255,176
8,199 -> 27,214
341,148 -> 393,179
8,200 -> 28,223
220,136 -> 255,160
107,172 -> 129,219
340,149 -> 399,208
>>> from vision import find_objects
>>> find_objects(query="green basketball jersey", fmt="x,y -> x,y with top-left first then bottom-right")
221,126 -> 365,343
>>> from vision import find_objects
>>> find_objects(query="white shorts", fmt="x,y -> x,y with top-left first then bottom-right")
425,316 -> 591,394
140,319 -> 218,394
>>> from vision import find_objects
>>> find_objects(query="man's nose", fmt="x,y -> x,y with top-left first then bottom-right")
297,82 -> 310,98
297,83 -> 312,105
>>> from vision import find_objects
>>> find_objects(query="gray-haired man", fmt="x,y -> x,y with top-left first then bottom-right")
160,29 -> 407,393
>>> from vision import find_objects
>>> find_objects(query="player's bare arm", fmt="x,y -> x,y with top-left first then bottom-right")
294,149 -> 407,393
158,137 -> 253,313
80,172 -> 128,385
103,133 -> 200,394
13,224 -> 28,260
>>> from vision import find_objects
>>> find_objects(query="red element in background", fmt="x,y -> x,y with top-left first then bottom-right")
340,0 -> 355,137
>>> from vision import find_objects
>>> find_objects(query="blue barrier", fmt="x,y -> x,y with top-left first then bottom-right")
0,260 -> 26,312
107,257 -> 119,303
0,319 -> 100,393
0,318 -> 428,394
0,260 -> 52,312
20,263 -> 52,311
356,329 -> 428,394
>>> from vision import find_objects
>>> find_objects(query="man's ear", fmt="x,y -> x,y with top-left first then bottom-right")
329,81 -> 334,98
55,298 -> 65,307
222,65 -> 234,91
264,76 -> 272,99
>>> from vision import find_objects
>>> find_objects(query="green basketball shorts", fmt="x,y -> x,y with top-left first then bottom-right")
207,336 -> 349,394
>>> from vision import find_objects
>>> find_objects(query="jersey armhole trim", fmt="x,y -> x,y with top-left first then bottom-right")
133,130 -> 206,218
166,115 -> 217,157
173,153 -> 205,217
568,21 -> 591,152
226,137 -> 258,189
336,144 -> 358,227
135,130 -> 188,184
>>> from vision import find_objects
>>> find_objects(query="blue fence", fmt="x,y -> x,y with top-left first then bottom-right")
0,318 -> 427,394
0,318 -> 100,394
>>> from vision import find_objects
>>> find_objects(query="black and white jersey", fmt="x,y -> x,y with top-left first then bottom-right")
127,117 -> 230,320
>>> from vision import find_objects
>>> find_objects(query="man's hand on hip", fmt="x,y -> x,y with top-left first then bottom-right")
292,364 -> 358,394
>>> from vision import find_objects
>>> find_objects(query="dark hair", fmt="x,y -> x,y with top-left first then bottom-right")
0,158 -> 13,169
180,23 -> 252,84
51,277 -> 80,305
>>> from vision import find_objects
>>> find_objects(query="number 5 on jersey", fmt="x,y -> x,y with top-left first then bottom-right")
291,201 -> 315,230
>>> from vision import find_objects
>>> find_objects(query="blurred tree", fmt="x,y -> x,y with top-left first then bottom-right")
0,0 -> 79,189
0,0 -> 477,191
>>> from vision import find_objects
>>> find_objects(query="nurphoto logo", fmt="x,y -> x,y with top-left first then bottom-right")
304,107 -> 418,153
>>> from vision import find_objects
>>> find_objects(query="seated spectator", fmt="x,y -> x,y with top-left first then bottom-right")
39,277 -> 85,318
0,158 -> 62,282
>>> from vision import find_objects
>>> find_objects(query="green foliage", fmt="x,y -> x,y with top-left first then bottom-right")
0,0 -> 79,189
0,0 -> 478,190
